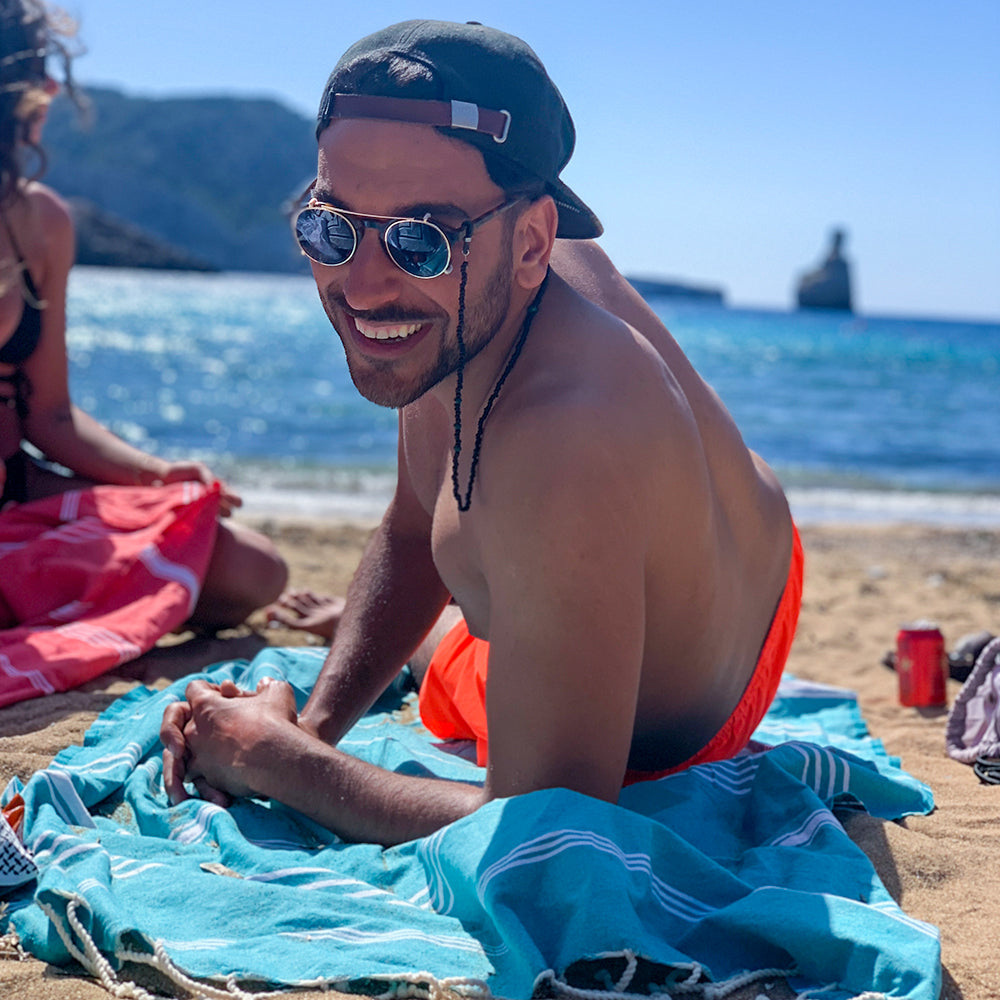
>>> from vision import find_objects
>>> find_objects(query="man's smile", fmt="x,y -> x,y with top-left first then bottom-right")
354,319 -> 425,342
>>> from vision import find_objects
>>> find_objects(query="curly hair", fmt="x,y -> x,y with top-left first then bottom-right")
0,0 -> 83,206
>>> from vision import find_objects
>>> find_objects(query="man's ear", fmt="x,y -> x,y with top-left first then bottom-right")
513,194 -> 558,290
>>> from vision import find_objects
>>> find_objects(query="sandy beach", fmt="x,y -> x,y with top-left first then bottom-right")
2,518 -> 998,1000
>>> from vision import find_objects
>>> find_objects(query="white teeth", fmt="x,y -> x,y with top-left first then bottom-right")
355,320 -> 422,341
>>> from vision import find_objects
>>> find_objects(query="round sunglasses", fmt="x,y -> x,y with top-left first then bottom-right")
293,197 -> 521,279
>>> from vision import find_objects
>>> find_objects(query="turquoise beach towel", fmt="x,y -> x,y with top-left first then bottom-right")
2,649 -> 939,999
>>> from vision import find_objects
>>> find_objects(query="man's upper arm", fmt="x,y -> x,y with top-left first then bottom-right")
478,411 -> 654,803
392,406 -> 437,535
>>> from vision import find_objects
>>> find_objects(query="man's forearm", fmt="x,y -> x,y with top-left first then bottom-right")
249,721 -> 484,845
300,512 -> 450,743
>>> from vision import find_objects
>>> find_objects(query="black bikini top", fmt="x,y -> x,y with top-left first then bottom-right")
0,210 -> 43,366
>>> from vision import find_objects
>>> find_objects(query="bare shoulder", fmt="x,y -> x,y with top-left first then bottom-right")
20,182 -> 73,230
548,239 -> 624,305
15,182 -> 75,277
547,256 -> 790,537
479,297 -> 711,550
509,277 -> 701,457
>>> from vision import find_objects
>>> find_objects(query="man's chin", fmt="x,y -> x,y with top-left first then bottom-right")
349,370 -> 432,409
354,386 -> 415,409
346,349 -> 459,409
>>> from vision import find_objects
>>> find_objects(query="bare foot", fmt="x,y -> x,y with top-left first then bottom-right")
266,590 -> 345,640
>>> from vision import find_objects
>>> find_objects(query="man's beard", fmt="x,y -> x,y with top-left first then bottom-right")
322,247 -> 514,409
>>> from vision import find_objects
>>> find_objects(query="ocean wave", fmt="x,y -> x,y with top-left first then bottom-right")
787,488 -> 1000,527
233,480 -> 1000,529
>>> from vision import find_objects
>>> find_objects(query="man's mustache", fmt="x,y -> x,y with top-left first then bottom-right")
326,293 -> 440,326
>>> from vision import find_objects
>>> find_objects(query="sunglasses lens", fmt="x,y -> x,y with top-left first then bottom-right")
385,220 -> 451,278
295,208 -> 356,266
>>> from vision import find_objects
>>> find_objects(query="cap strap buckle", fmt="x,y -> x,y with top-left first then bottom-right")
324,94 -> 510,143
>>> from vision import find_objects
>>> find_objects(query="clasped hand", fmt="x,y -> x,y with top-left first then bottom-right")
159,460 -> 242,517
160,677 -> 298,806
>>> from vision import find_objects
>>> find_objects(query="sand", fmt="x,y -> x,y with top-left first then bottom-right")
2,518 -> 998,1000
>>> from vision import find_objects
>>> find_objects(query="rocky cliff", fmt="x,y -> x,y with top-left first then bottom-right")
44,87 -> 316,273
68,198 -> 217,271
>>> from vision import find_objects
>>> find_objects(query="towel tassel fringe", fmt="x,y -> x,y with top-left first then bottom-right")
533,951 -> 800,999
38,893 -> 494,1000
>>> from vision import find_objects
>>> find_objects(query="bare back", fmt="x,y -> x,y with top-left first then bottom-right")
402,243 -> 792,786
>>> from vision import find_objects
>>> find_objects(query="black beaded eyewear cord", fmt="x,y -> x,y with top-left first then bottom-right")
293,196 -> 523,279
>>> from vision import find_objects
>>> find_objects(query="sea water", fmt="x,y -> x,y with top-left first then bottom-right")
65,267 -> 1000,526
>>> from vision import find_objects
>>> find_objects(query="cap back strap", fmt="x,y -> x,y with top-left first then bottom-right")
320,93 -> 510,143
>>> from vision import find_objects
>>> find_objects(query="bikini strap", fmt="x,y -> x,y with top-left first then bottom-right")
0,204 -> 44,308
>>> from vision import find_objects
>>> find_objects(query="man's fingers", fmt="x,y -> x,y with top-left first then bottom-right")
184,679 -> 225,708
161,679 -> 276,807
162,747 -> 190,805
160,699 -> 194,804
160,700 -> 191,754
193,778 -> 231,808
257,678 -> 299,721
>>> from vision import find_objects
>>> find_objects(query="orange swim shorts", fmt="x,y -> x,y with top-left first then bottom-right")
419,523 -> 804,783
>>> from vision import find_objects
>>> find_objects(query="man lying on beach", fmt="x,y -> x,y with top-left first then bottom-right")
160,20 -> 802,846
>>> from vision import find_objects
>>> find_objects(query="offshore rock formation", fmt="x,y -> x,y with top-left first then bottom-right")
796,228 -> 853,312
627,276 -> 725,305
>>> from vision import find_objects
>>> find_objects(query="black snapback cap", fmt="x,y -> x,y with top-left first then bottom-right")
316,20 -> 602,240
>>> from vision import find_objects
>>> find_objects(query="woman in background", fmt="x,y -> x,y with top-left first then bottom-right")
0,0 -> 287,629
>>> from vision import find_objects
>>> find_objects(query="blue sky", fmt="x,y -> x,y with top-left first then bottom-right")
60,0 -> 999,320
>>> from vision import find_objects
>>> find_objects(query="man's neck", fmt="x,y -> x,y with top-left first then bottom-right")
428,282 -> 540,418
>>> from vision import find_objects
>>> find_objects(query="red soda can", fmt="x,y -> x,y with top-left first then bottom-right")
896,621 -> 947,707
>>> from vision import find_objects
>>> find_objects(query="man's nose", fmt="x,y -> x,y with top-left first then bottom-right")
342,227 -> 402,312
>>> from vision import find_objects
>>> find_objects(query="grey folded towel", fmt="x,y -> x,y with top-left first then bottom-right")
946,635 -> 1000,766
